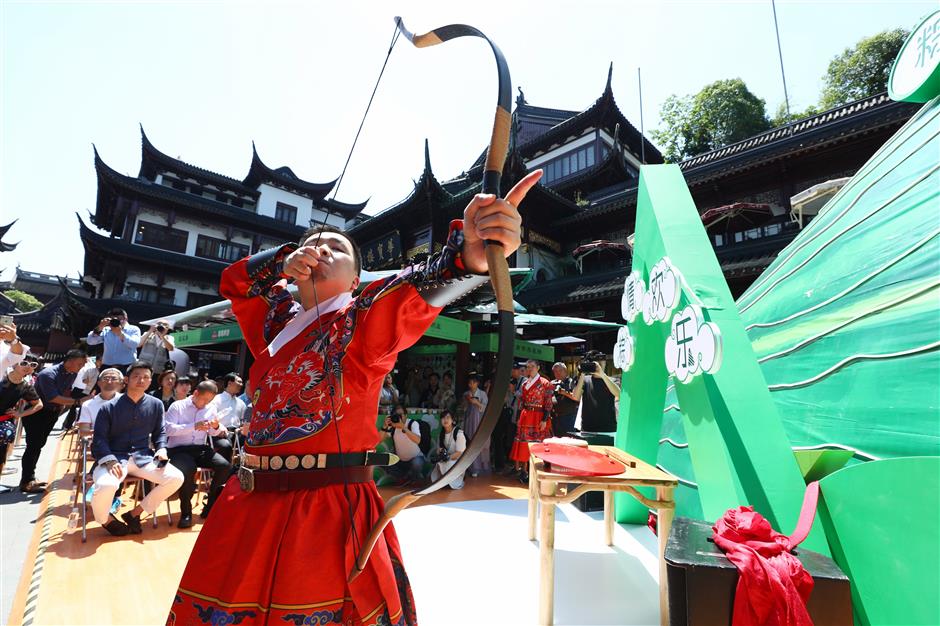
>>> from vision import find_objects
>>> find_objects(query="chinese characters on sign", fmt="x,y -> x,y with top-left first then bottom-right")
617,257 -> 723,382
664,305 -> 723,383
621,270 -> 645,323
361,232 -> 402,270
612,325 -> 635,371
642,257 -> 680,324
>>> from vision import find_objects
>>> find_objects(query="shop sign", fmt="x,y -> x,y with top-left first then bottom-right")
362,231 -> 402,270
888,10 -> 940,103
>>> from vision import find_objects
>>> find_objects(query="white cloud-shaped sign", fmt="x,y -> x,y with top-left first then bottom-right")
664,305 -> 723,383
612,325 -> 635,371
621,271 -> 645,323
642,257 -> 680,325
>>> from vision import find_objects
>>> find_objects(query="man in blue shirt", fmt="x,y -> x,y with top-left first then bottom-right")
165,380 -> 232,528
20,349 -> 88,493
86,307 -> 141,371
91,361 -> 184,536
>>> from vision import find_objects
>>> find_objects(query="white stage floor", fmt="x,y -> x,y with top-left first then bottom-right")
395,498 -> 662,625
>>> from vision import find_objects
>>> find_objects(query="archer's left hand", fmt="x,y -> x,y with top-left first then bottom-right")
461,170 -> 542,274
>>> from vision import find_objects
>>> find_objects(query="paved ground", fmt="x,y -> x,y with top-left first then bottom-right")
1,415 -> 65,625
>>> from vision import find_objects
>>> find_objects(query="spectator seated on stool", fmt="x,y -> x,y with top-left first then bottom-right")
76,368 -> 124,438
165,380 -> 232,528
91,361 -> 184,536
208,372 -> 247,463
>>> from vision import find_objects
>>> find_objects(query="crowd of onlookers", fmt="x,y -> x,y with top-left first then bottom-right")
379,350 -> 621,489
1,305 -> 621,535
0,309 -> 250,537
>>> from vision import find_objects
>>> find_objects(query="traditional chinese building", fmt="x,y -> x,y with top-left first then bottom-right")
0,268 -> 91,304
81,127 -> 367,320
350,66 -> 919,342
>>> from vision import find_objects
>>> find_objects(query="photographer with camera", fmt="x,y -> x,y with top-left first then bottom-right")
87,307 -> 141,372
571,350 -> 620,434
381,404 -> 427,487
137,319 -> 175,377
551,362 -> 579,437
429,409 -> 467,490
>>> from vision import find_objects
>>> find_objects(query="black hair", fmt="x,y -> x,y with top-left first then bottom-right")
22,352 -> 44,367
299,224 -> 362,275
64,349 -> 87,362
222,372 -> 242,386
125,361 -> 153,377
467,373 -> 480,382
107,307 -> 128,318
175,376 -> 192,386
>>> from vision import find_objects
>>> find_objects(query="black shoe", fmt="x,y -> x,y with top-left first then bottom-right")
199,503 -> 213,520
121,511 -> 143,534
103,516 -> 129,536
19,481 -> 47,494
177,514 -> 193,529
518,471 -> 529,485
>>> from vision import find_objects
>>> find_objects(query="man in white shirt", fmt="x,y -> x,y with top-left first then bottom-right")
165,380 -> 232,527
77,368 -> 123,437
382,405 -> 426,486
208,372 -> 246,463
63,356 -> 100,430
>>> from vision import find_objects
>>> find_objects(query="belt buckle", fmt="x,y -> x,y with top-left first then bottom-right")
364,449 -> 373,466
238,466 -> 255,492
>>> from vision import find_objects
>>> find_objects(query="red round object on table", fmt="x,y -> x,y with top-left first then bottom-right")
529,443 -> 627,476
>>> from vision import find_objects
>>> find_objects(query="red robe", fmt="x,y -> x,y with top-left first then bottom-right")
169,223 -> 469,626
509,375 -> 554,463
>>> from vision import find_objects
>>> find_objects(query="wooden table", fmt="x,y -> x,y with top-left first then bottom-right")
527,445 -> 678,626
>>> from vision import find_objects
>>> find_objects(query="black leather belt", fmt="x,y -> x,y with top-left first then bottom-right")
239,465 -> 373,493
240,450 -> 398,471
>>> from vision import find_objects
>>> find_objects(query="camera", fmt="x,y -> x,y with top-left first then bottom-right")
430,448 -> 450,463
109,317 -> 121,327
155,324 -> 167,333
390,413 -> 402,424
578,360 -> 597,374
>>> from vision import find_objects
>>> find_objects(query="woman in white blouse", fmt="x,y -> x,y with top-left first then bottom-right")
430,410 -> 467,489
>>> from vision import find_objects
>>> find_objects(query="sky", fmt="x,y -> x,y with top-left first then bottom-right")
0,0 -> 934,281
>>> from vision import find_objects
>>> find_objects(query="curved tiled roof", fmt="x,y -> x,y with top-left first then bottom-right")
94,149 -> 304,238
243,144 -> 337,200
139,126 -> 257,196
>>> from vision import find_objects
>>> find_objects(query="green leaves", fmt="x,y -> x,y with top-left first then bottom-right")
651,78 -> 771,163
820,28 -> 908,110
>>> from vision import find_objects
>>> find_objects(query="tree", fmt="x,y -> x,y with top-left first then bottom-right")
770,101 -> 820,127
3,289 -> 41,313
820,28 -> 909,109
652,79 -> 771,163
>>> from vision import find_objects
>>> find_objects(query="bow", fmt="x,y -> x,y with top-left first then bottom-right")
348,16 -> 516,582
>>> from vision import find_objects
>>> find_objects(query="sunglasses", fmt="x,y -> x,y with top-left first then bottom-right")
18,361 -> 39,369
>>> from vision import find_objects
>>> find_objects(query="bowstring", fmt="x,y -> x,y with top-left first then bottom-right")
308,21 -> 401,560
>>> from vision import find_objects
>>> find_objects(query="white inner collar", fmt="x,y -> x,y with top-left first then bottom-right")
267,292 -> 354,357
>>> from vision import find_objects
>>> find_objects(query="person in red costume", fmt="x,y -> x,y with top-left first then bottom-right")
508,359 -> 554,483
167,170 -> 540,626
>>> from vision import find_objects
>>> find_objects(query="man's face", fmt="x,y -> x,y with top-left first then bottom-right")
98,371 -> 124,394
226,377 -> 243,395
126,368 -> 152,392
175,382 -> 191,397
525,362 -> 538,377
468,379 -> 479,391
299,231 -> 359,292
429,374 -> 439,387
443,374 -> 452,387
511,367 -> 521,379
552,365 -> 567,380
192,390 -> 216,410
63,357 -> 85,374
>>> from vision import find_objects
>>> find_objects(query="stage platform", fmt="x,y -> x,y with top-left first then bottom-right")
6,429 -> 662,625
